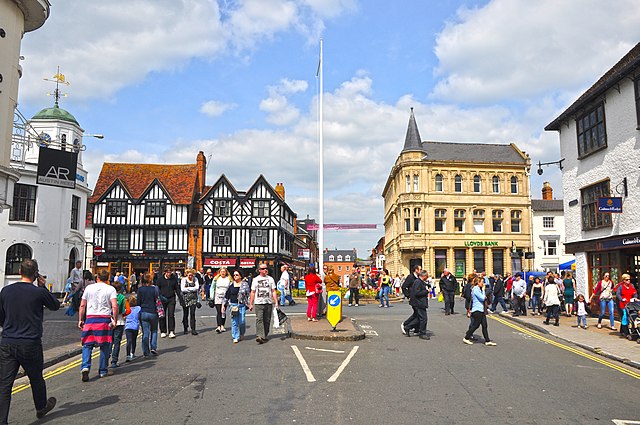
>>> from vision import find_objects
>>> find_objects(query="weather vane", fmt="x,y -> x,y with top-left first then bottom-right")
43,66 -> 70,105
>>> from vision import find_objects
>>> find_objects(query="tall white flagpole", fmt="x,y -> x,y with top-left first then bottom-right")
318,38 -> 324,274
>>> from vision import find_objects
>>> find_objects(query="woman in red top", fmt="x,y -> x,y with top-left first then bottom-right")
616,274 -> 638,336
305,266 -> 322,322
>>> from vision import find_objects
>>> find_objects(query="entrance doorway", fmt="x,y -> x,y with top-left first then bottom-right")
409,258 -> 422,273
68,248 -> 78,275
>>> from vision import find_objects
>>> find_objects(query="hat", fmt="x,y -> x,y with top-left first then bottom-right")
515,272 -> 522,278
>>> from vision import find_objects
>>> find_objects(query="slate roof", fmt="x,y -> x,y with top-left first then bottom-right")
531,199 -> 563,211
323,249 -> 357,262
546,42 -> 640,131
89,162 -> 199,205
402,108 -> 423,152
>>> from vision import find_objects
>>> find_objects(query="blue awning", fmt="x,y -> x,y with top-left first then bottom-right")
559,259 -> 576,270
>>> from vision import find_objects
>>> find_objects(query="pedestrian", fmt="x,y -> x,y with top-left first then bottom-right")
403,270 -> 431,340
574,294 -> 591,329
137,272 -> 160,356
592,272 -> 616,330
543,276 -> 561,326
156,267 -> 182,339
393,274 -> 402,297
249,263 -> 279,343
401,265 -> 422,335
324,266 -> 341,292
317,265 -> 328,317
0,259 -> 59,423
563,272 -> 576,317
439,268 -> 458,315
278,265 -> 296,306
78,269 -> 118,381
616,274 -> 638,336
69,260 -> 83,289
463,277 -> 496,346
128,271 -> 137,293
511,272 -> 527,316
379,269 -> 391,308
196,268 -> 206,299
212,267 -> 231,333
203,269 -> 214,301
181,269 -> 200,335
305,266 -> 322,322
489,274 -> 509,314
530,277 -> 544,316
222,270 -> 251,343
526,275 -> 534,309
125,295 -> 141,361
110,281 -> 128,368
348,268 -> 362,307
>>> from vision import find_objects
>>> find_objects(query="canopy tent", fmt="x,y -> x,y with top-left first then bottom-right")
559,259 -> 576,271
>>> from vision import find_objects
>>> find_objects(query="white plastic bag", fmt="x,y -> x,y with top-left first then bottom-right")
272,306 -> 280,328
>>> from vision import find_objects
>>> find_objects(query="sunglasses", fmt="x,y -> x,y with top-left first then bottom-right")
259,268 -> 267,271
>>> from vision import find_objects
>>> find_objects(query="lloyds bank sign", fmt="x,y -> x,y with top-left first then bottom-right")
464,241 -> 499,247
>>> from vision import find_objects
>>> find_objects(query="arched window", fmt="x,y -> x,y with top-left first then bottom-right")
511,176 -> 519,193
5,243 -> 32,275
435,174 -> 443,192
473,175 -> 481,193
492,176 -> 500,193
455,175 -> 462,192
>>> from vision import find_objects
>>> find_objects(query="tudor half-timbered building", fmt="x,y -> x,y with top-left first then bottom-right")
200,175 -> 295,275
88,152 -> 206,277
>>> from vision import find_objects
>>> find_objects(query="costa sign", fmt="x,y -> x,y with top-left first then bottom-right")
239,258 -> 255,268
204,258 -> 236,267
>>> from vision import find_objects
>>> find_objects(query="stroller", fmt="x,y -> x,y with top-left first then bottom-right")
625,301 -> 640,343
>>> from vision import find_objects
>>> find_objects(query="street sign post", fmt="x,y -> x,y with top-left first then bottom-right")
93,245 -> 104,256
326,291 -> 342,330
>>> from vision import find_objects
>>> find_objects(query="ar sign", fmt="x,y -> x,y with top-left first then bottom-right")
37,146 -> 78,189
326,291 -> 342,328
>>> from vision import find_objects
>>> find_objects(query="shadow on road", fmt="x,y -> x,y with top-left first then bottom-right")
30,395 -> 120,424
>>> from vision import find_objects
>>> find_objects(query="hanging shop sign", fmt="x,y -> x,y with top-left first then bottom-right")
598,197 -> 622,213
204,258 -> 237,267
239,258 -> 256,268
37,146 -> 78,189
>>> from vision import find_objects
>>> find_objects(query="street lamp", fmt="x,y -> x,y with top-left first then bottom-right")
536,159 -> 565,175
192,228 -> 199,270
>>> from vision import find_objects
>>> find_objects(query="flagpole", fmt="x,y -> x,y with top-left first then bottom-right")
318,38 -> 324,274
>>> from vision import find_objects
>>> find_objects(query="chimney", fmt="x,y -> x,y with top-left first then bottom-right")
542,181 -> 553,200
275,182 -> 285,200
196,151 -> 206,195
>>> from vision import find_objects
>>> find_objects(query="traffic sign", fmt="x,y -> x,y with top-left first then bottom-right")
93,245 -> 104,256
326,291 -> 342,328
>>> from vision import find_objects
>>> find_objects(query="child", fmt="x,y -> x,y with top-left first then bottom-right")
125,295 -> 141,361
111,281 -> 128,368
574,294 -> 591,329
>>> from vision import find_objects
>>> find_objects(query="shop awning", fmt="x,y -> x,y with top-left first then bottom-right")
559,259 -> 576,271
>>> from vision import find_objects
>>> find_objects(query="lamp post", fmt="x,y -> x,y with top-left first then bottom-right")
192,228 -> 199,270
536,159 -> 565,175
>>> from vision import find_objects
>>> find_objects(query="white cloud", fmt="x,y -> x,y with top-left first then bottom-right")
200,100 -> 237,117
260,78 -> 309,125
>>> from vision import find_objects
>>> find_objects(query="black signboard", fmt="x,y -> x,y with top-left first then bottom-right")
37,147 -> 78,189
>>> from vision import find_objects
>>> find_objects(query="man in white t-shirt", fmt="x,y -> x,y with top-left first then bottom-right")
249,264 -> 278,344
78,269 -> 118,381
278,265 -> 296,306
69,261 -> 83,289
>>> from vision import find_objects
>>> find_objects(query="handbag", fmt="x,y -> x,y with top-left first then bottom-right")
277,308 -> 288,324
437,292 -> 444,303
156,298 -> 165,318
231,305 -> 239,317
315,283 -> 323,294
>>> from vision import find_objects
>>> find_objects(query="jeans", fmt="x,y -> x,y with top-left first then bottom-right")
140,311 -> 159,356
379,286 -> 390,307
490,295 -> 508,312
598,298 -> 615,328
307,294 -> 318,318
230,303 -> 246,340
465,311 -> 490,342
545,305 -> 560,323
111,325 -> 124,366
531,294 -> 542,313
280,292 -> 294,305
159,297 -> 176,334
81,342 -> 111,375
0,342 -> 48,424
514,296 -> 527,316
405,307 -> 427,334
577,314 -> 587,327
125,329 -> 138,356
443,291 -> 455,314
254,303 -> 273,339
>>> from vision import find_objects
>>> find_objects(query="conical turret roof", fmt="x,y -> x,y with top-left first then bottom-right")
402,108 -> 423,152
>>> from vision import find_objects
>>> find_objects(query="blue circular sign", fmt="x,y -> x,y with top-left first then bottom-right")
328,294 -> 340,307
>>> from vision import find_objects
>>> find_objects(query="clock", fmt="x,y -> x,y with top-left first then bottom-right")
38,132 -> 51,147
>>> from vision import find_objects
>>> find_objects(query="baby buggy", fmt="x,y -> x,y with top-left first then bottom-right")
625,301 -> 640,343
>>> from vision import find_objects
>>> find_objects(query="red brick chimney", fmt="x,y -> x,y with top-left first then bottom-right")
275,182 -> 285,200
196,151 -> 206,195
542,182 -> 553,200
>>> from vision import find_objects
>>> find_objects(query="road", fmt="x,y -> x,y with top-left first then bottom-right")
7,300 -> 640,424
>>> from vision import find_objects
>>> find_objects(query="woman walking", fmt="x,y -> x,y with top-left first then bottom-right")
181,269 -> 200,335
563,272 -> 576,316
222,270 -> 251,343
616,274 -> 638,336
305,266 -> 322,322
212,267 -> 231,333
530,277 -> 544,315
462,277 -> 496,346
136,273 -> 159,357
592,272 -> 616,330
543,276 -> 561,326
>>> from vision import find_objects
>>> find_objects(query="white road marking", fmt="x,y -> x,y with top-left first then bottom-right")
327,346 -> 359,383
612,420 -> 640,424
364,330 -> 378,336
291,345 -> 316,382
304,347 -> 345,353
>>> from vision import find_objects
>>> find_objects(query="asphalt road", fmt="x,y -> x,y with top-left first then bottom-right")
6,300 -> 640,425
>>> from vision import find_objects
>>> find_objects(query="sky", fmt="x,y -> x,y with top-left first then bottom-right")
16,0 -> 640,259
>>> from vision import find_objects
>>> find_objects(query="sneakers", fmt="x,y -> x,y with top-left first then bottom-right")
168,331 -> 176,338
379,305 -> 384,308
160,332 -> 167,338
401,322 -> 407,335
485,341 -> 497,346
597,323 -> 602,329
462,338 -> 473,345
150,349 -> 158,355
355,304 -> 359,307
99,370 -> 114,378
36,397 -> 56,419
418,334 -> 430,340
233,339 -> 239,344
110,362 -> 119,368
81,368 -> 89,382
348,304 -> 353,307
125,354 -> 133,362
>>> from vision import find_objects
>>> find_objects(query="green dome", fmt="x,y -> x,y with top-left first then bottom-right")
31,103 -> 79,125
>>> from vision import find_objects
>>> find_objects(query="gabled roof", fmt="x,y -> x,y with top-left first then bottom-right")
546,42 -> 640,131
89,162 -> 198,205
199,174 -> 238,202
246,175 -> 280,201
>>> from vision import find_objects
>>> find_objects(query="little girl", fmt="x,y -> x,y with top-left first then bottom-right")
574,294 -> 591,329
125,295 -> 141,361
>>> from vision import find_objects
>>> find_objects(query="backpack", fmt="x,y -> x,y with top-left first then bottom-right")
401,275 -> 413,297
462,282 -> 472,301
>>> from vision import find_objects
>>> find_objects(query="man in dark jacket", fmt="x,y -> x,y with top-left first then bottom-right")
401,265 -> 421,335
489,275 -> 509,313
156,268 -> 183,339
403,271 -> 430,340
439,269 -> 458,315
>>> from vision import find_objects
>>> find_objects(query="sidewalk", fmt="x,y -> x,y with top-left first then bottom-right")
496,310 -> 640,369
289,315 -> 365,341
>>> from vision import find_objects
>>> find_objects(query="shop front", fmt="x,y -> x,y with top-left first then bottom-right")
95,253 -> 188,282
203,255 -> 294,279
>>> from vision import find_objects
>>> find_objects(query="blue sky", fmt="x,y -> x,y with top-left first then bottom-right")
17,0 -> 640,258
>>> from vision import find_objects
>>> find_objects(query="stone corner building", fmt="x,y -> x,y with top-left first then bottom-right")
382,109 -> 532,279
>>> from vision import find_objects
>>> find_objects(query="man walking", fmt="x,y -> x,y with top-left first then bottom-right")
249,263 -> 278,344
156,268 -> 182,339
403,270 -> 431,340
69,260 -> 83,290
511,272 -> 527,316
348,268 -> 362,307
278,265 -> 295,306
489,274 -> 509,313
78,269 -> 118,381
439,268 -> 458,315
0,259 -> 59,423
401,264 -> 421,335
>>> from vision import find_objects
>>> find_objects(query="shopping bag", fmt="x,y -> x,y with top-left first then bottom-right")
437,292 -> 444,303
344,291 -> 350,300
272,307 -> 280,328
277,308 -> 288,324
